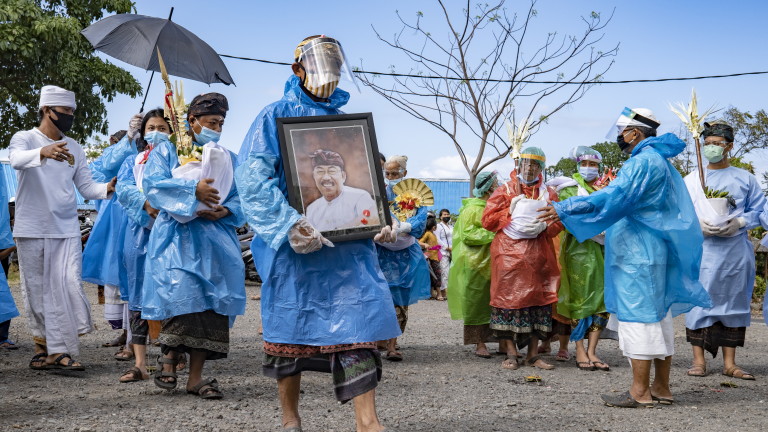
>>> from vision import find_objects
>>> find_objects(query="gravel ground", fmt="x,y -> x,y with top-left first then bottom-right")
1,279 -> 768,432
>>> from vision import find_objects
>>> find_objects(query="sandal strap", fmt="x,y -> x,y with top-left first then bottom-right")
54,353 -> 72,365
190,377 -> 219,394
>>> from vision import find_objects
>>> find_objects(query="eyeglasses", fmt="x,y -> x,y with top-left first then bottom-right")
384,170 -> 403,176
703,140 -> 730,147
313,167 -> 342,176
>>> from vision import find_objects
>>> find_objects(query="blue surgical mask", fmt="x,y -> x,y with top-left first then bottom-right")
194,126 -> 221,144
385,178 -> 402,187
578,166 -> 599,182
144,131 -> 169,145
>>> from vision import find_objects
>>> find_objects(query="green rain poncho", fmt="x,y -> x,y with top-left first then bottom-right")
556,172 -> 607,321
447,197 -> 496,325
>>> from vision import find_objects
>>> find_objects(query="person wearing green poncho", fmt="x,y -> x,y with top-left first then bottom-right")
549,146 -> 611,372
447,172 -> 505,359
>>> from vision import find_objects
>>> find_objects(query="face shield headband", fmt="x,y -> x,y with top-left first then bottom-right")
297,37 -> 359,98
606,107 -> 661,141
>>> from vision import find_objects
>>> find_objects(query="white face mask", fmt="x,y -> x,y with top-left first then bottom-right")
578,166 -> 599,182
304,71 -> 340,99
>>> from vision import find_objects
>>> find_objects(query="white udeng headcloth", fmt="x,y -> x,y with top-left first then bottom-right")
386,155 -> 408,171
39,85 -> 76,110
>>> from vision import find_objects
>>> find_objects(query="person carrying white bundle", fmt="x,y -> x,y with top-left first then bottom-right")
683,120 -> 765,381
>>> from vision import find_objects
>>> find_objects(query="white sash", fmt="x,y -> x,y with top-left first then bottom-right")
169,142 -> 233,224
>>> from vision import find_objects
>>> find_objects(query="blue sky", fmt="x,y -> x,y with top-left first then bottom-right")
95,0 -> 768,179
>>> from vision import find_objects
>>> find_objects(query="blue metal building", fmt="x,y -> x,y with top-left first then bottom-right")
422,178 -> 471,215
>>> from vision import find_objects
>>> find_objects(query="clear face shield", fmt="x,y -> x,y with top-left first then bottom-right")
518,158 -> 543,183
605,107 -> 660,153
298,37 -> 359,99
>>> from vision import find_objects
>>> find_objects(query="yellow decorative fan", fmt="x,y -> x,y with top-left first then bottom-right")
391,179 -> 434,221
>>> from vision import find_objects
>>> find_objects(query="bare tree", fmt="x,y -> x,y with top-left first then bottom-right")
358,0 -> 617,193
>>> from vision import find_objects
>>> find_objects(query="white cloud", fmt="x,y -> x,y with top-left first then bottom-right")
416,154 -> 516,179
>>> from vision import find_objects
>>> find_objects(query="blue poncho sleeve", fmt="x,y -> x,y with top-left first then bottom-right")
143,140 -> 199,218
90,136 -> 138,182
407,206 -> 429,239
116,157 -> 151,229
553,152 -> 666,242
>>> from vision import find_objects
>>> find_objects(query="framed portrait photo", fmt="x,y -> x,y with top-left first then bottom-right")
277,113 -> 392,242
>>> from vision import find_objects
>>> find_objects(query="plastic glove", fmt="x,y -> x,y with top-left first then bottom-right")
288,217 -> 334,254
127,113 -> 143,140
701,221 -> 721,237
509,195 -> 524,215
517,221 -> 547,237
374,224 -> 397,243
396,221 -> 412,235
717,217 -> 746,237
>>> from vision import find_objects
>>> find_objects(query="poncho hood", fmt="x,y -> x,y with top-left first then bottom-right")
631,133 -> 686,159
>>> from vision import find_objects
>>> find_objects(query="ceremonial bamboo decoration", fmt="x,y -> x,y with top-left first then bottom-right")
506,118 -> 531,171
156,48 -> 201,165
669,89 -> 715,189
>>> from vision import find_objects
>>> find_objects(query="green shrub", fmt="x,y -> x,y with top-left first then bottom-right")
754,275 -> 766,301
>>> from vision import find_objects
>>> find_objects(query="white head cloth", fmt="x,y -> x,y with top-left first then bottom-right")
386,155 -> 408,170
39,85 -> 76,110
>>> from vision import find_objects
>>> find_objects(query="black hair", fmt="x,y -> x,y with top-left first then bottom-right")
110,130 -> 127,143
139,108 -> 172,151
439,208 -> 450,217
425,217 -> 437,231
635,126 -> 657,138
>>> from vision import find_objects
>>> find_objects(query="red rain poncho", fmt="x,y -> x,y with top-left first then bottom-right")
482,172 -> 562,310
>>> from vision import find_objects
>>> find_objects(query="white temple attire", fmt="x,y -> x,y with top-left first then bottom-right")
10,128 -> 110,355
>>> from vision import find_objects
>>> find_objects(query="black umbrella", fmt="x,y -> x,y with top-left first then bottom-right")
81,8 -> 234,110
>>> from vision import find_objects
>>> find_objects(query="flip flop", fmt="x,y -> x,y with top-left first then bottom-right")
651,395 -> 674,405
592,360 -> 610,371
501,357 -> 519,370
555,350 -> 571,362
114,348 -> 135,361
526,355 -> 555,370
0,340 -> 19,350
577,361 -> 595,371
474,349 -> 492,359
601,391 -> 654,408
384,351 -> 403,362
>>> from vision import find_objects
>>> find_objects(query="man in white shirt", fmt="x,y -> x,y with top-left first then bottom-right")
305,149 -> 379,232
9,85 -> 116,371
435,208 -> 453,299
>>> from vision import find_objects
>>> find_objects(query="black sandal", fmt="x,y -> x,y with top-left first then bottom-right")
154,355 -> 178,390
187,377 -> 223,400
48,353 -> 85,371
29,352 -> 49,370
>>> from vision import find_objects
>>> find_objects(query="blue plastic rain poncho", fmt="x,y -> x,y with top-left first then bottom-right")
235,75 -> 400,346
553,133 -> 712,323
376,185 -> 431,306
82,135 -> 138,286
0,173 -> 18,324
141,138 -> 245,321
115,154 -> 153,311
684,167 -> 765,331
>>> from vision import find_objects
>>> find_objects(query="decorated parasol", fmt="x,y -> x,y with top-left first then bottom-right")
391,179 -> 434,222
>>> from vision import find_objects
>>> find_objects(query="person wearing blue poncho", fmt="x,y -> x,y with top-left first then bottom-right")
143,93 -> 245,399
114,108 -> 169,384
0,172 -> 19,350
235,35 -> 400,432
377,154 -> 431,362
683,121 -> 764,381
539,108 -> 712,408
82,114 -> 140,353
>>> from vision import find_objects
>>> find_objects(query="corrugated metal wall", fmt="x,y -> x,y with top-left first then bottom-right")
1,161 -> 94,210
422,179 -> 471,214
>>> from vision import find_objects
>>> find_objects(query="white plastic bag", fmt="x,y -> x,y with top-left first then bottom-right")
169,142 -> 233,224
683,171 -> 740,228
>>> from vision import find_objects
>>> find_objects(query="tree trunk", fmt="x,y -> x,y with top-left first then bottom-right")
468,171 -> 476,198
